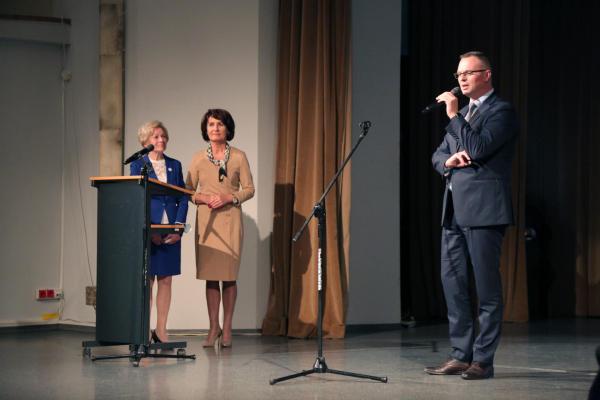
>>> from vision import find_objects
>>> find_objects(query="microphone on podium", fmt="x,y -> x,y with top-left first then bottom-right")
123,144 -> 154,165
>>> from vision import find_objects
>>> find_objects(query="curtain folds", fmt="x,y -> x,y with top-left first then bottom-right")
574,1 -> 600,317
262,0 -> 352,338
496,0 -> 530,322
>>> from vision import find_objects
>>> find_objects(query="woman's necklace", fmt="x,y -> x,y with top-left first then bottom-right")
207,143 -> 230,182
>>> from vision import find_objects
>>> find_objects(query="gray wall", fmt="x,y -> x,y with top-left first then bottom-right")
58,0 -> 100,326
0,0 -> 278,330
0,0 -> 99,326
1,0 -> 402,328
122,0 -> 278,329
0,34 -> 64,324
347,0 -> 402,324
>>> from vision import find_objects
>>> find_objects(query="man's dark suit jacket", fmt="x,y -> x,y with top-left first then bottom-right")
432,92 -> 519,227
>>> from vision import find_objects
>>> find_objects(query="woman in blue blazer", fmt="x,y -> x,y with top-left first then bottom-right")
130,120 -> 188,343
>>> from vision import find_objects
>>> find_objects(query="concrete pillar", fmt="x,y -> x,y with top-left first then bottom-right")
99,0 -> 124,175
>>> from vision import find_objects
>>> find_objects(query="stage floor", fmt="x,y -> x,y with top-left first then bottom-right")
0,318 -> 597,399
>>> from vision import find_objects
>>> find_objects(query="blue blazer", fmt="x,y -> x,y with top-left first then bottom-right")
130,154 -> 188,276
432,93 -> 519,227
130,154 -> 188,225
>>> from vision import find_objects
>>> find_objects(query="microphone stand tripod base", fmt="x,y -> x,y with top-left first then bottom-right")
269,356 -> 388,385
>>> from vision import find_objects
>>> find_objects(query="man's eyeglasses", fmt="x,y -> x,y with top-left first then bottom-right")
453,69 -> 487,79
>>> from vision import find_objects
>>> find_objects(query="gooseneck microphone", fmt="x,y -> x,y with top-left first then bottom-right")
421,87 -> 461,114
123,144 -> 154,165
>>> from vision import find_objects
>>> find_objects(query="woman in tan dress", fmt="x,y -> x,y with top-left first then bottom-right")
186,109 -> 255,348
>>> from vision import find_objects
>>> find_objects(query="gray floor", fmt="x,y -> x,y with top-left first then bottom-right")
0,319 -> 597,399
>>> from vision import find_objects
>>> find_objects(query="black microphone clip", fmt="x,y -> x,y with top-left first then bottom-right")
359,120 -> 372,136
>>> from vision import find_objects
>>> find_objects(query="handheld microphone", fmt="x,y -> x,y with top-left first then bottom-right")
421,87 -> 461,114
123,144 -> 154,165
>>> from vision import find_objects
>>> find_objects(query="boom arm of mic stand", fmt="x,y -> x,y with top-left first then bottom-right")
292,123 -> 371,243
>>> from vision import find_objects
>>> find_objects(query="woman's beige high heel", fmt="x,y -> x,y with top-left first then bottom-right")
220,331 -> 232,348
202,328 -> 222,347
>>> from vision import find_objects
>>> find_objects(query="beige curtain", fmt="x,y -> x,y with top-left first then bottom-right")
499,131 -> 528,322
262,0 -> 352,339
576,145 -> 600,316
575,40 -> 600,316
497,0 -> 530,322
576,148 -> 600,316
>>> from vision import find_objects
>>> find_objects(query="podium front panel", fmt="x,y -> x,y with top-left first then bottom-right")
95,180 -> 149,344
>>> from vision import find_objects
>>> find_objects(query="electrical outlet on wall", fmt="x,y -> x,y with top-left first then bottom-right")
85,286 -> 96,306
36,288 -> 63,301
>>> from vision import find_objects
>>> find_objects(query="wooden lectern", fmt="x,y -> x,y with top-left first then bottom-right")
82,174 -> 196,366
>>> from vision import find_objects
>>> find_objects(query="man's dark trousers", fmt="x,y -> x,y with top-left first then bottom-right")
441,211 -> 505,365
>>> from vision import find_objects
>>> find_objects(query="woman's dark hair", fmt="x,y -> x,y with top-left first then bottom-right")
200,109 -> 235,141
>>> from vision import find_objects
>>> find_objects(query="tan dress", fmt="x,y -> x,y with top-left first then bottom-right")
186,146 -> 255,281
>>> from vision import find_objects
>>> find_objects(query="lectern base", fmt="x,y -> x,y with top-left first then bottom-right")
82,340 -> 196,367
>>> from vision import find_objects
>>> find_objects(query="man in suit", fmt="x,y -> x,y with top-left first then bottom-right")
425,51 -> 519,380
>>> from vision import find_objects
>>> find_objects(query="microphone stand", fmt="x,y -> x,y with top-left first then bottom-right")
269,121 -> 388,385
140,157 -> 153,177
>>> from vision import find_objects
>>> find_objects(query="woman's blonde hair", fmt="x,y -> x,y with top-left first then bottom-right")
137,120 -> 169,145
